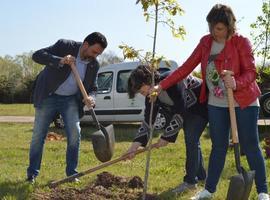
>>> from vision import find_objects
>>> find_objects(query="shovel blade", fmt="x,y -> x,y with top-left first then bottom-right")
241,169 -> 255,200
226,174 -> 245,200
92,124 -> 115,162
226,169 -> 255,200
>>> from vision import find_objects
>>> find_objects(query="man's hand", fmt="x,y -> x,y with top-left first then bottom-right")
60,55 -> 76,66
122,142 -> 141,160
155,138 -> 169,148
83,96 -> 95,108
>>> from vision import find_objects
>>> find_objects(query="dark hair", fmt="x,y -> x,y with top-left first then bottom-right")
127,65 -> 159,99
84,32 -> 108,49
206,4 -> 236,37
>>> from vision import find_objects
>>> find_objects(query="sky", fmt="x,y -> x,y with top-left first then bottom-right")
0,0 -> 264,66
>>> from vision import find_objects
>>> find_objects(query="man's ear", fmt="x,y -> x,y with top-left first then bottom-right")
82,41 -> 89,49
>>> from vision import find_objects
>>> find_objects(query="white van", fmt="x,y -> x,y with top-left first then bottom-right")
54,60 -> 178,129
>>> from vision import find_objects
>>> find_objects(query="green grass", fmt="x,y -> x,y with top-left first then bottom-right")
0,104 -> 35,116
0,122 -> 269,200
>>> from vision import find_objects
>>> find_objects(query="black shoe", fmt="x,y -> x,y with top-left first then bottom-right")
26,176 -> 35,184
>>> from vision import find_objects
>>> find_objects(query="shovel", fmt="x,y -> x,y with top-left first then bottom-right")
224,70 -> 255,200
48,143 -> 159,188
70,63 -> 115,162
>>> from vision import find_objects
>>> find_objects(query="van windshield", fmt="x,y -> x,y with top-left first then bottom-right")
97,72 -> 113,93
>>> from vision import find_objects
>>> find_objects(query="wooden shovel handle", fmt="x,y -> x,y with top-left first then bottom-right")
223,70 -> 239,144
48,143 -> 158,188
70,63 -> 88,101
70,63 -> 100,127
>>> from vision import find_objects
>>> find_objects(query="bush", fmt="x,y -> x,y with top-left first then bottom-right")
0,74 -> 36,103
257,65 -> 270,93
0,75 -> 15,103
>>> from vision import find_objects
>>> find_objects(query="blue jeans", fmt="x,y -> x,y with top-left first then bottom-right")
183,112 -> 208,184
205,105 -> 268,194
27,94 -> 81,178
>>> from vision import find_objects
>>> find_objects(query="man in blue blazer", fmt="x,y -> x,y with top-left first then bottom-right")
27,32 -> 107,183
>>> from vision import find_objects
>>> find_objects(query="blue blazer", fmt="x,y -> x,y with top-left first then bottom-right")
32,39 -> 100,117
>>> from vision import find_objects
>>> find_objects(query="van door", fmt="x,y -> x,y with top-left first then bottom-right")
113,70 -> 144,121
91,70 -> 115,121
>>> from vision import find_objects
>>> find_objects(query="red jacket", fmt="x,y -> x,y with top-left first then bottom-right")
160,33 -> 261,108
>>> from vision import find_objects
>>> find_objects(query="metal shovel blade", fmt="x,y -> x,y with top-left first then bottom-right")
92,124 -> 115,162
240,168 -> 255,200
226,167 -> 255,200
69,64 -> 115,162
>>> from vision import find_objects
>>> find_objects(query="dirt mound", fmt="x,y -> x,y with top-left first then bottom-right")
33,172 -> 159,200
46,132 -> 64,141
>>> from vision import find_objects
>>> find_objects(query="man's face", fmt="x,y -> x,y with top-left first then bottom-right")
139,84 -> 151,97
80,42 -> 104,61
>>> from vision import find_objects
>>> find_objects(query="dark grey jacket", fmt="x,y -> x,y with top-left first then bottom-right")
32,39 -> 100,116
134,73 -> 208,146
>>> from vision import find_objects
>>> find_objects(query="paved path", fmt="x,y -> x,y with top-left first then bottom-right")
258,119 -> 270,126
0,116 -> 269,125
0,116 -> 34,123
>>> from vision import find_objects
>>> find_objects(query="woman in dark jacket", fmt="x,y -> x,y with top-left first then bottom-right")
124,65 -> 208,193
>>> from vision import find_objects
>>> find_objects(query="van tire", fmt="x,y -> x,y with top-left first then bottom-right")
53,114 -> 65,129
260,92 -> 270,118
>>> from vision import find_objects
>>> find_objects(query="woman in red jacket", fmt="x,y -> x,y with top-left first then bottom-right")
151,4 -> 269,200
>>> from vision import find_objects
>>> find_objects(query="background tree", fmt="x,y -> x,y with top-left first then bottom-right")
120,0 -> 185,68
250,0 -> 270,92
250,0 -> 270,68
0,53 -> 49,103
98,50 -> 123,67
0,55 -> 23,103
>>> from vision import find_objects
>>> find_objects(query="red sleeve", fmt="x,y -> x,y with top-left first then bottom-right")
234,37 -> 257,91
160,41 -> 203,90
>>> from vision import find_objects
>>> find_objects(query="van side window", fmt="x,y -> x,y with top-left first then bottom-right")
158,68 -> 171,74
117,70 -> 131,93
97,71 -> 113,94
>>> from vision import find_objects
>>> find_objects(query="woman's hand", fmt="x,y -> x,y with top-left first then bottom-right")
148,84 -> 162,102
122,142 -> 141,160
155,138 -> 169,148
222,72 -> 236,90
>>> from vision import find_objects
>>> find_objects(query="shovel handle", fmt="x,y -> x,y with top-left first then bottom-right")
70,63 -> 101,128
223,70 -> 242,173
223,70 -> 239,144
70,63 -> 88,101
48,143 -> 158,188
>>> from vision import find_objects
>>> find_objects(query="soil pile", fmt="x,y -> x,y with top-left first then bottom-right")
46,132 -> 64,141
33,171 -> 159,200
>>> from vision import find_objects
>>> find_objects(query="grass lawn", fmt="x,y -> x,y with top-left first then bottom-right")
0,122 -> 269,200
0,104 -> 35,116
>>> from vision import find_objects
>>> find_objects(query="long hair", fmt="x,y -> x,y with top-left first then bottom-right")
127,65 -> 159,98
206,4 -> 236,38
